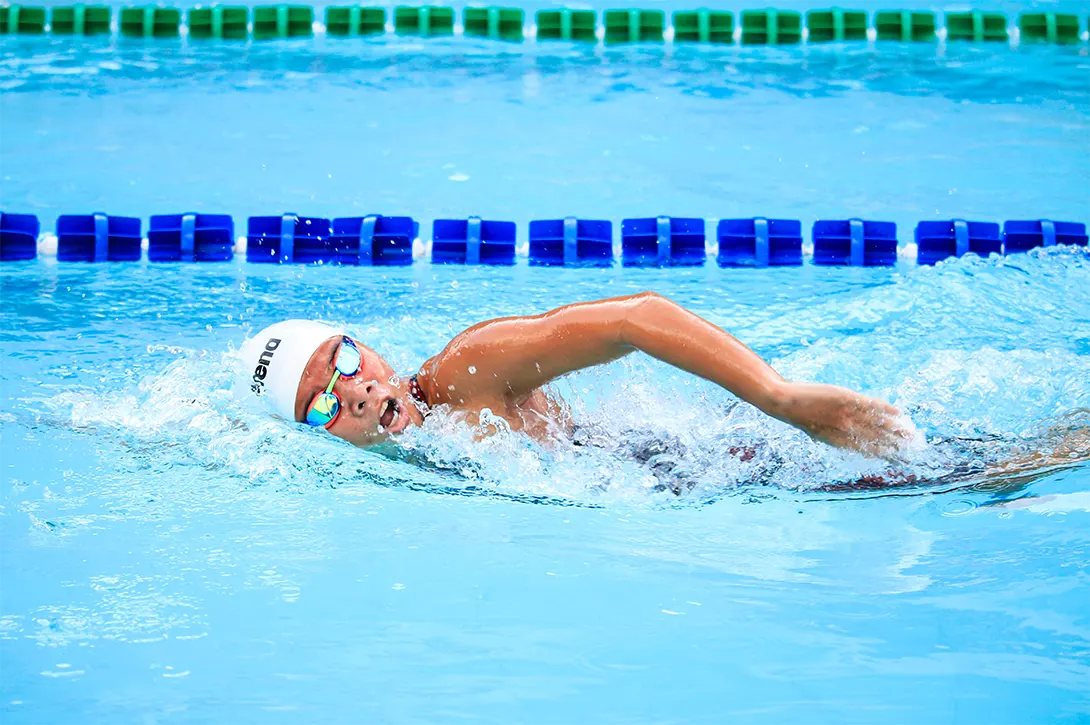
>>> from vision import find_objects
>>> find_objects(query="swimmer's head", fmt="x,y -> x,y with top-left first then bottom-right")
239,320 -> 424,446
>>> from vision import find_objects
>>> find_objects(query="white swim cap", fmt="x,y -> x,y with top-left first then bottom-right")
239,320 -> 345,421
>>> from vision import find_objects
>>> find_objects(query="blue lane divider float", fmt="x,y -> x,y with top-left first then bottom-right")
528,217 -> 613,266
148,213 -> 235,262
245,213 -> 323,264
717,217 -> 803,266
248,214 -> 417,265
432,217 -> 516,265
621,216 -> 705,267
331,215 -> 416,265
4,211 -> 1088,266
0,212 -> 40,261
56,213 -> 141,262
812,218 -> 898,266
1003,219 -> 1088,253
915,220 -> 1001,265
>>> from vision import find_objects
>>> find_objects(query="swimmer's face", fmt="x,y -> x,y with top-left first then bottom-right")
293,336 -> 425,446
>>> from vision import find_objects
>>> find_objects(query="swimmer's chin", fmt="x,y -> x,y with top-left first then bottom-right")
360,439 -> 404,456
325,430 -> 406,451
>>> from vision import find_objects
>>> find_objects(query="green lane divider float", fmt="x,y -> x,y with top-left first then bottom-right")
806,8 -> 867,42
1019,13 -> 1080,44
120,6 -> 182,38
464,6 -> 523,41
394,6 -> 455,36
0,5 -> 48,34
874,10 -> 935,41
535,8 -> 596,41
741,9 -> 802,44
188,6 -> 249,40
253,5 -> 313,39
603,9 -> 665,44
325,5 -> 386,36
945,11 -> 1007,42
4,5 -> 1086,46
673,9 -> 734,44
51,4 -> 111,35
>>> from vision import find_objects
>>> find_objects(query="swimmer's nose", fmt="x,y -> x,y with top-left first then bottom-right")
339,377 -> 391,418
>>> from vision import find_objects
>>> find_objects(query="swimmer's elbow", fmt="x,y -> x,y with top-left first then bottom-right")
617,291 -> 672,346
633,290 -> 667,304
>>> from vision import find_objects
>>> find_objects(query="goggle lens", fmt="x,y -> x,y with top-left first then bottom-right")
335,339 -> 362,378
305,391 -> 340,428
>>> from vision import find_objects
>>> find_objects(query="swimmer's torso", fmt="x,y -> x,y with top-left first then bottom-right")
416,352 -> 572,442
435,384 -> 574,442
497,387 -> 573,441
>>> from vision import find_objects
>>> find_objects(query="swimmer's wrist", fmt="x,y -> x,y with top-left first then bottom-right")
762,380 -> 799,424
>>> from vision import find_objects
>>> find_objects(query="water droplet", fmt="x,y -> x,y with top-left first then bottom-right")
468,366 -> 477,374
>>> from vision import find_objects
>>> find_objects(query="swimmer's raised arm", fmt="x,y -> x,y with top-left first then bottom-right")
419,292 -> 913,458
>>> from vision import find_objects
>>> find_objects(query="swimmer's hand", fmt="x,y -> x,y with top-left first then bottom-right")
771,382 -> 915,460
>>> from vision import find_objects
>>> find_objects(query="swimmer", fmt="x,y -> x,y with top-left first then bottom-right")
240,292 -> 915,459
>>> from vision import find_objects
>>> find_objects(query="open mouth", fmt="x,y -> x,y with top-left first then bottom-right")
379,398 -> 398,429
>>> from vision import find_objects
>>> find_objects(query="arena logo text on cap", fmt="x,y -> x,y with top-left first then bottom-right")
251,337 -> 281,394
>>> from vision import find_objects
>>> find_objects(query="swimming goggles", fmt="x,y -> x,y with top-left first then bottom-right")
304,336 -> 362,428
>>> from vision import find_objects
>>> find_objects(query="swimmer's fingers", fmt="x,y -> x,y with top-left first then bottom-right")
775,382 -> 918,461
816,395 -> 914,460
858,408 -> 919,462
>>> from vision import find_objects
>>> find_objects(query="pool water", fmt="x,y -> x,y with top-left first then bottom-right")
2,9 -> 1090,724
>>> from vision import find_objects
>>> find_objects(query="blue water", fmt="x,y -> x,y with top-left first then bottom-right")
2,13 -> 1090,724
